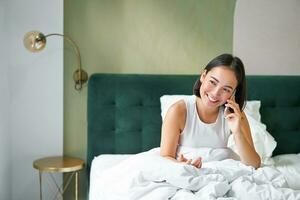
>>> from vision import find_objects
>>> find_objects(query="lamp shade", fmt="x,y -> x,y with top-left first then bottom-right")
23,31 -> 46,52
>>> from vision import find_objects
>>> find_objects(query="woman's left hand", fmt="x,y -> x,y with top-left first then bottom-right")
224,99 -> 242,135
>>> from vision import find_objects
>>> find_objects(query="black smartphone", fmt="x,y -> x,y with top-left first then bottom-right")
227,107 -> 234,113
224,90 -> 236,114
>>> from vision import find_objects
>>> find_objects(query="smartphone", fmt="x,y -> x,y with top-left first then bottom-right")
225,90 -> 236,114
226,106 -> 234,114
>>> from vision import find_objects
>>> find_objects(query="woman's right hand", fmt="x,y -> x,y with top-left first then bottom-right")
177,154 -> 202,168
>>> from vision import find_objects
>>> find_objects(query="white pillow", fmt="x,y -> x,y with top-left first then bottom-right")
160,95 -> 277,163
244,100 -> 261,122
227,113 -> 277,164
160,95 -> 194,120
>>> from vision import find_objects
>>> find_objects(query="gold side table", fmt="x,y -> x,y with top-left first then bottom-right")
33,156 -> 85,200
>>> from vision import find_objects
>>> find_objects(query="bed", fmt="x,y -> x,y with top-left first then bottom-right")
87,74 -> 300,199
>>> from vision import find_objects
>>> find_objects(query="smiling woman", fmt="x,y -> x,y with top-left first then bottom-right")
160,53 -> 261,169
87,73 -> 300,199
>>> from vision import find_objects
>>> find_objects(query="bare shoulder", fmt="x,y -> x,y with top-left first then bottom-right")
164,100 -> 187,129
166,100 -> 186,117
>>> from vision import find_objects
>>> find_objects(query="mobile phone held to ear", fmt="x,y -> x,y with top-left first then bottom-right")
224,104 -> 234,114
225,90 -> 236,114
226,107 -> 234,113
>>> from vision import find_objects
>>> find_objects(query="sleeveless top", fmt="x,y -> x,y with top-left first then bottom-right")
179,95 -> 231,148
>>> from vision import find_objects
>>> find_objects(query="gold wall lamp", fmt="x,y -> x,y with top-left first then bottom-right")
23,31 -> 88,91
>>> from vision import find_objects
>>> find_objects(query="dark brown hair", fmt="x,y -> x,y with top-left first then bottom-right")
193,53 -> 246,110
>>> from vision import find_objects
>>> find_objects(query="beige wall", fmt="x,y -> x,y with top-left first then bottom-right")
64,0 -> 236,159
64,1 -> 236,198
234,0 -> 300,75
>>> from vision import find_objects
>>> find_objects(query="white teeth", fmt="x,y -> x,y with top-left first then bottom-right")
208,95 -> 218,102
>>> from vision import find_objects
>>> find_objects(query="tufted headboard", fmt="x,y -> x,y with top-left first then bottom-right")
87,74 -> 300,172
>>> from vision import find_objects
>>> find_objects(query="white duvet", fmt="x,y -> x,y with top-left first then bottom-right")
89,148 -> 300,200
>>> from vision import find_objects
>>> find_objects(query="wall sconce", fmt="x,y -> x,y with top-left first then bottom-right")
23,31 -> 88,91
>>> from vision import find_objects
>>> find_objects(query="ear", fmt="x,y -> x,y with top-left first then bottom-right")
200,70 -> 207,83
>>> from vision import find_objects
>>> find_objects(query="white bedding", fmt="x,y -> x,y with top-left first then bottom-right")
272,153 -> 300,190
89,148 -> 300,200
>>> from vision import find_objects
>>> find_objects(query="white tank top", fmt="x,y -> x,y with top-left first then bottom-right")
179,96 -> 231,148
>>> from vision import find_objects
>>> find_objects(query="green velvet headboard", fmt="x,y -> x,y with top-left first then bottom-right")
87,74 -> 300,171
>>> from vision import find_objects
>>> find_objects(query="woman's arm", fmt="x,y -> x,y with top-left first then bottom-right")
225,100 -> 261,169
234,112 -> 261,168
160,101 -> 185,159
160,101 -> 202,168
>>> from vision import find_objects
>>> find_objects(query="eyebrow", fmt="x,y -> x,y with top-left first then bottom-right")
210,76 -> 234,90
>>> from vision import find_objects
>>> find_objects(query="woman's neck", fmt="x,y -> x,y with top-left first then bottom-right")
196,97 -> 219,123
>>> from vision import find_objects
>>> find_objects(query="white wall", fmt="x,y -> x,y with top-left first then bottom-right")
234,0 -> 300,75
0,0 -> 11,199
6,0 -> 63,199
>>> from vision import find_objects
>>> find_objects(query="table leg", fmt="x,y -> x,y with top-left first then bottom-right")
39,171 -> 43,200
75,172 -> 78,200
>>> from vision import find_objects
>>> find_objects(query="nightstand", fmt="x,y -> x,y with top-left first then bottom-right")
33,156 -> 85,200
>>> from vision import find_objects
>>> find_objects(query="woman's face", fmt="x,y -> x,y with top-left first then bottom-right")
200,66 -> 238,108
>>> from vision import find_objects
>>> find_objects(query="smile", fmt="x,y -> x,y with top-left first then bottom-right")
207,94 -> 218,103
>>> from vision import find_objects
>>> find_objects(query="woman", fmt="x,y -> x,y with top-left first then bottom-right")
160,54 -> 261,169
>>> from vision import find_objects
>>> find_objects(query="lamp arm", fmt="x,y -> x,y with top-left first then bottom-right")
44,33 -> 88,91
45,33 -> 82,70
23,30 -> 88,91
